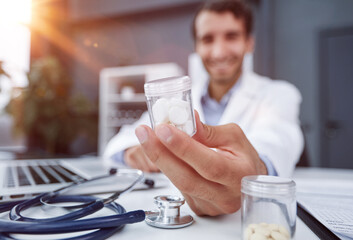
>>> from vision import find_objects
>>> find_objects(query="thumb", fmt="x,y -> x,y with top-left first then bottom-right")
192,110 -> 244,149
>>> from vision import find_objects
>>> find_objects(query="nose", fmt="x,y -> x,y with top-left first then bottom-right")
210,39 -> 228,59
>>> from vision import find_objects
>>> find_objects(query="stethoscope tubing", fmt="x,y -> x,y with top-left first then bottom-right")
0,201 -> 22,213
10,195 -> 105,222
0,208 -> 145,234
0,168 -> 149,239
0,227 -> 124,240
0,200 -> 130,240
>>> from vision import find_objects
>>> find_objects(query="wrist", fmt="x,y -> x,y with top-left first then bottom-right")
259,154 -> 278,176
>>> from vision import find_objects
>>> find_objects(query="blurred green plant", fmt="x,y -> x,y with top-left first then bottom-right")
6,56 -> 97,156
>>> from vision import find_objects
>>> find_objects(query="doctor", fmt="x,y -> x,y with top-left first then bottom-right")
104,1 -> 303,181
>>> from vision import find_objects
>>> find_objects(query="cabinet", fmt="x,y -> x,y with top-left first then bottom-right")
98,63 -> 184,155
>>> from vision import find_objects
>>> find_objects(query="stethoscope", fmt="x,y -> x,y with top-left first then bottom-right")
0,168 -> 193,240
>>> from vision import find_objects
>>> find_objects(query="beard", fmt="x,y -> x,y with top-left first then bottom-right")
205,58 -> 243,86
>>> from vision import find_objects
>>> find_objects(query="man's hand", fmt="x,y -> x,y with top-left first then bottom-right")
135,111 -> 267,216
124,146 -> 160,172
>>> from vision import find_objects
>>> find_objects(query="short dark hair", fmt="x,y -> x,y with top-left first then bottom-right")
191,0 -> 253,40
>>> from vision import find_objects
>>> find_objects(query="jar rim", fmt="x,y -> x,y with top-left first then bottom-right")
241,175 -> 296,198
144,76 -> 191,97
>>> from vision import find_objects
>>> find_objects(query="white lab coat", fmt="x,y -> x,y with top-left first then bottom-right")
103,70 -> 304,177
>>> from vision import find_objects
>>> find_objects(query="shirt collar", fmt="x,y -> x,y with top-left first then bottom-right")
201,73 -> 243,105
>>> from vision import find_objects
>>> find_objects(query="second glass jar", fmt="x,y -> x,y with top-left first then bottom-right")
241,175 -> 297,240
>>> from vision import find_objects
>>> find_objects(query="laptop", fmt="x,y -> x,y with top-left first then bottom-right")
0,156 -> 169,203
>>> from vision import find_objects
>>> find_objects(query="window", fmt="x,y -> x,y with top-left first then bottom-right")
0,0 -> 31,152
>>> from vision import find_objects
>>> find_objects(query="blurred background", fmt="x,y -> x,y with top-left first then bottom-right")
0,0 -> 352,169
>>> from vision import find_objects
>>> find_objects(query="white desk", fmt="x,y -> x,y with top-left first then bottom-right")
106,171 -> 319,240
109,167 -> 353,239
8,167 -> 351,240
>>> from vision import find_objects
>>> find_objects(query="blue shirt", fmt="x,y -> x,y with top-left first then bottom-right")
201,77 -> 242,126
112,76 -> 278,176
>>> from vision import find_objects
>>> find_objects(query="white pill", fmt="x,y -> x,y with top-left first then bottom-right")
245,223 -> 291,240
270,231 -> 288,240
278,226 -> 290,238
249,233 -> 267,240
152,98 -> 170,123
244,226 -> 253,240
254,226 -> 271,237
182,120 -> 194,135
172,98 -> 191,114
170,98 -> 191,119
259,222 -> 268,228
170,97 -> 189,108
268,224 -> 279,231
168,105 -> 189,125
248,224 -> 257,232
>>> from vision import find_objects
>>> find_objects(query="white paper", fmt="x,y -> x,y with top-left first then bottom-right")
295,178 -> 353,197
297,186 -> 353,240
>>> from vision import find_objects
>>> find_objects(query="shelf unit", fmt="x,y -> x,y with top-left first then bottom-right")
98,63 -> 184,155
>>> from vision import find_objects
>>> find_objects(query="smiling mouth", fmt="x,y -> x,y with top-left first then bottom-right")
209,56 -> 238,66
208,60 -> 234,72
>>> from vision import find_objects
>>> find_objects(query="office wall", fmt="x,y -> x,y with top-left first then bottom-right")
270,0 -> 353,166
65,0 -> 201,101
18,0 -> 202,156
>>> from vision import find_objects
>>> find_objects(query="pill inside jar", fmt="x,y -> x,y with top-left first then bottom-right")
144,76 -> 196,136
244,223 -> 290,240
241,176 -> 296,240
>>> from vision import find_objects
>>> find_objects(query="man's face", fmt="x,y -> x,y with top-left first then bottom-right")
195,11 -> 253,84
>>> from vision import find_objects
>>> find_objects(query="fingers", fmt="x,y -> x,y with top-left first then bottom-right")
145,158 -> 160,172
182,193 -> 223,216
124,146 -> 160,172
135,124 -> 243,216
160,124 -> 241,184
137,124 -> 236,185
134,113 -> 259,216
193,110 -> 245,151
138,148 -> 160,172
135,125 -> 225,196
183,189 -> 241,216
125,147 -> 148,171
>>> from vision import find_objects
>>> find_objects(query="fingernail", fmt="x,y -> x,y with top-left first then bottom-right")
135,126 -> 148,144
155,125 -> 172,143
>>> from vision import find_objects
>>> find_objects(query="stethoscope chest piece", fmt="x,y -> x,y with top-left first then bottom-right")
145,195 -> 193,229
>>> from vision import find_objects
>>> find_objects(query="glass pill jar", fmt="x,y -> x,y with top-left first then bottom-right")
241,175 -> 296,240
144,76 -> 196,136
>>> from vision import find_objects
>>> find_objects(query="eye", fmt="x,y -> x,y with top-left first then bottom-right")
199,34 -> 213,44
226,31 -> 241,41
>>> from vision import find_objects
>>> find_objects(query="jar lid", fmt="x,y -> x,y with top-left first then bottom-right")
144,76 -> 191,97
241,175 -> 296,198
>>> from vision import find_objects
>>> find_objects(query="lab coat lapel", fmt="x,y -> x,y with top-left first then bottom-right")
218,71 -> 260,125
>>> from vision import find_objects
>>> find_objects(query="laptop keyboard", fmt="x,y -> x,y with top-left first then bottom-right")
5,161 -> 87,188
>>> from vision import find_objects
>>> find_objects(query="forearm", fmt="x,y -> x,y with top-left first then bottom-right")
103,111 -> 150,164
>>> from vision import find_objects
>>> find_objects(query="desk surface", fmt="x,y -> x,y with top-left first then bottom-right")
105,169 -> 322,240
111,186 -> 317,240
110,167 -> 353,239
6,167 -> 351,240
